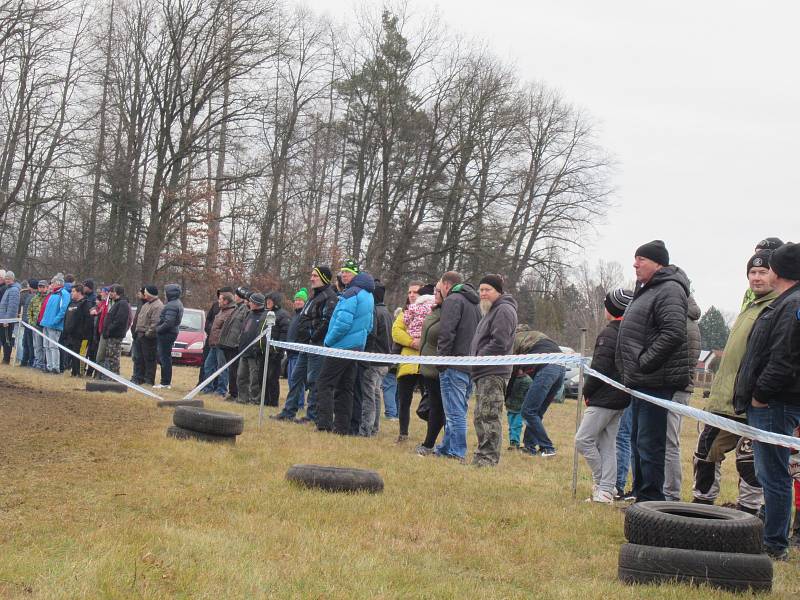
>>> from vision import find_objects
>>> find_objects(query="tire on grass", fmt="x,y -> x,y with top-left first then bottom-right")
624,501 -> 763,554
157,399 -> 204,408
85,380 -> 128,393
286,464 -> 384,493
166,425 -> 235,445
172,406 -> 243,436
618,543 -> 772,593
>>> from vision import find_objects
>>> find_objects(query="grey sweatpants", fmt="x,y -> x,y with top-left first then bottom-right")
576,405 -> 623,494
663,390 -> 691,501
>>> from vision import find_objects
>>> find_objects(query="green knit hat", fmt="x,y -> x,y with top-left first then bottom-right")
341,258 -> 360,275
294,287 -> 308,302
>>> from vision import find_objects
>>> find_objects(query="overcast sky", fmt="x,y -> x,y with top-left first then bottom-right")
305,0 -> 799,317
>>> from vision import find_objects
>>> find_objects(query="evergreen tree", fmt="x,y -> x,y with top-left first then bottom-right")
699,305 -> 730,350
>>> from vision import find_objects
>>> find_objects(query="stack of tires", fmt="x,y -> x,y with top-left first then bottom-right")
166,406 -> 244,445
619,501 -> 773,592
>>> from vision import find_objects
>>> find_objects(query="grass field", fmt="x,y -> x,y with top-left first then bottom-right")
1,359 -> 798,599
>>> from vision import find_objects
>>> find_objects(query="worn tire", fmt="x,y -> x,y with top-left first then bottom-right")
157,399 -> 204,408
85,380 -> 127,393
173,406 -> 243,436
624,501 -> 763,554
166,425 -> 235,445
618,543 -> 772,593
286,464 -> 384,493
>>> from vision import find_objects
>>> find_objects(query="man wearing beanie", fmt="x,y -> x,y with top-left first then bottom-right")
616,240 -> 690,502
133,285 -> 163,386
576,287 -> 633,503
237,293 -> 268,404
734,242 -> 800,561
218,286 -> 251,400
692,250 -> 776,515
274,266 -> 338,423
273,288 -> 309,413
469,274 -> 518,467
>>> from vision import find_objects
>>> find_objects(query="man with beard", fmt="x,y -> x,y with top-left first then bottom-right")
470,274 -> 518,467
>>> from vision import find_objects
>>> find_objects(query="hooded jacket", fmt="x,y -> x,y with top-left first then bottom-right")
40,286 -> 71,331
733,283 -> 800,413
296,284 -> 339,345
136,297 -> 163,338
394,294 -> 436,378
103,296 -> 131,339
324,272 -> 375,350
263,292 -> 291,356
63,296 -> 93,341
156,284 -> 184,337
615,266 -> 691,390
365,300 -> 393,364
0,281 -> 21,320
239,307 -> 267,358
583,320 -> 630,410
470,293 -> 518,380
419,305 -> 442,379
705,290 -> 777,417
684,295 -> 702,393
437,283 -> 481,373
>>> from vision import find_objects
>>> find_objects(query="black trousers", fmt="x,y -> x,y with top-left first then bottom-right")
422,376 -> 446,448
397,374 -> 422,436
223,347 -> 239,398
315,355 -> 358,434
137,336 -> 158,385
0,325 -> 13,363
265,353 -> 282,406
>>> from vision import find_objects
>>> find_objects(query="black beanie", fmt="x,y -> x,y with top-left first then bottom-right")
144,284 -> 158,297
314,265 -> 332,285
769,242 -> 800,281
418,284 -> 436,297
756,237 -> 783,252
747,250 -> 771,274
479,274 -> 504,293
604,287 -> 633,318
235,286 -> 249,300
635,240 -> 669,266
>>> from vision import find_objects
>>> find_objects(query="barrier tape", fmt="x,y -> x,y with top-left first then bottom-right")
182,324 -> 275,400
583,366 -> 800,451
15,320 -> 164,400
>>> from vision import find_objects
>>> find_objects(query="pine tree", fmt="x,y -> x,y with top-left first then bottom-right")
698,306 -> 730,350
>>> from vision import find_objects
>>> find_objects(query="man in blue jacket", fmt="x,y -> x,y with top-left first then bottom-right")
39,274 -> 71,374
316,259 -> 374,434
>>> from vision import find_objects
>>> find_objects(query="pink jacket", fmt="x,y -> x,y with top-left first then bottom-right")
403,295 -> 435,339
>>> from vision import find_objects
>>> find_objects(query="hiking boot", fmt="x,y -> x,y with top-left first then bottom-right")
415,444 -> 434,457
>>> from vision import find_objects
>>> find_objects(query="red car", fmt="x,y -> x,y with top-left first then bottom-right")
170,308 -> 206,366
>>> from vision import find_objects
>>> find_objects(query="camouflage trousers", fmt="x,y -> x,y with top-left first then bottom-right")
105,337 -> 122,375
472,375 -> 509,467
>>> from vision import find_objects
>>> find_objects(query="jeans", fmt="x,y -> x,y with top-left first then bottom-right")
747,402 -> 800,552
280,352 -> 308,418
664,390 -> 690,501
382,371 -> 398,417
157,333 -> 178,385
43,327 -> 62,372
438,368 -> 471,458
631,388 -> 673,502
507,411 -> 522,445
202,347 -> 229,394
286,353 -> 303,409
21,325 -> 34,366
521,364 -> 565,453
616,404 -> 633,492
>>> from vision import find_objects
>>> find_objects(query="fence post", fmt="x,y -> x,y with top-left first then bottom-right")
258,311 -> 276,428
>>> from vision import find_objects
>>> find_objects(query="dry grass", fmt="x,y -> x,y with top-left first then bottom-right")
0,360 -> 798,599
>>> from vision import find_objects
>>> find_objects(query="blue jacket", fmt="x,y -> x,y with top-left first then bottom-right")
157,284 -> 184,337
40,286 -> 71,331
324,273 -> 375,350
0,281 -> 21,320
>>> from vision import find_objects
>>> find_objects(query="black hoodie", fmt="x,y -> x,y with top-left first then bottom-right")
615,265 -> 691,390
438,283 -> 481,373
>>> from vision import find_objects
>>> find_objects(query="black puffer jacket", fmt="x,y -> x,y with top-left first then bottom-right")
296,284 -> 338,345
470,294 -> 518,380
733,283 -> 800,413
103,297 -> 131,339
437,283 -> 481,373
156,284 -> 184,337
364,301 -> 393,366
615,266 -> 691,390
685,295 -> 702,393
584,320 -> 630,409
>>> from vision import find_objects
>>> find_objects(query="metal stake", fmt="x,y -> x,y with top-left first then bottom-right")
571,327 -> 588,499
258,311 -> 276,428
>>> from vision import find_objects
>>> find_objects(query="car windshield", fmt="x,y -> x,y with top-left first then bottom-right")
179,311 -> 202,332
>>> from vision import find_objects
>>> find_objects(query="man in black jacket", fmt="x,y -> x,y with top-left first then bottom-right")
275,266 -> 338,423
264,291 -> 290,407
436,271 -> 481,460
237,293 -> 268,404
155,284 -> 184,389
63,285 -> 93,376
734,242 -> 800,561
616,240 -> 690,502
576,288 -> 633,503
103,285 -> 130,375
